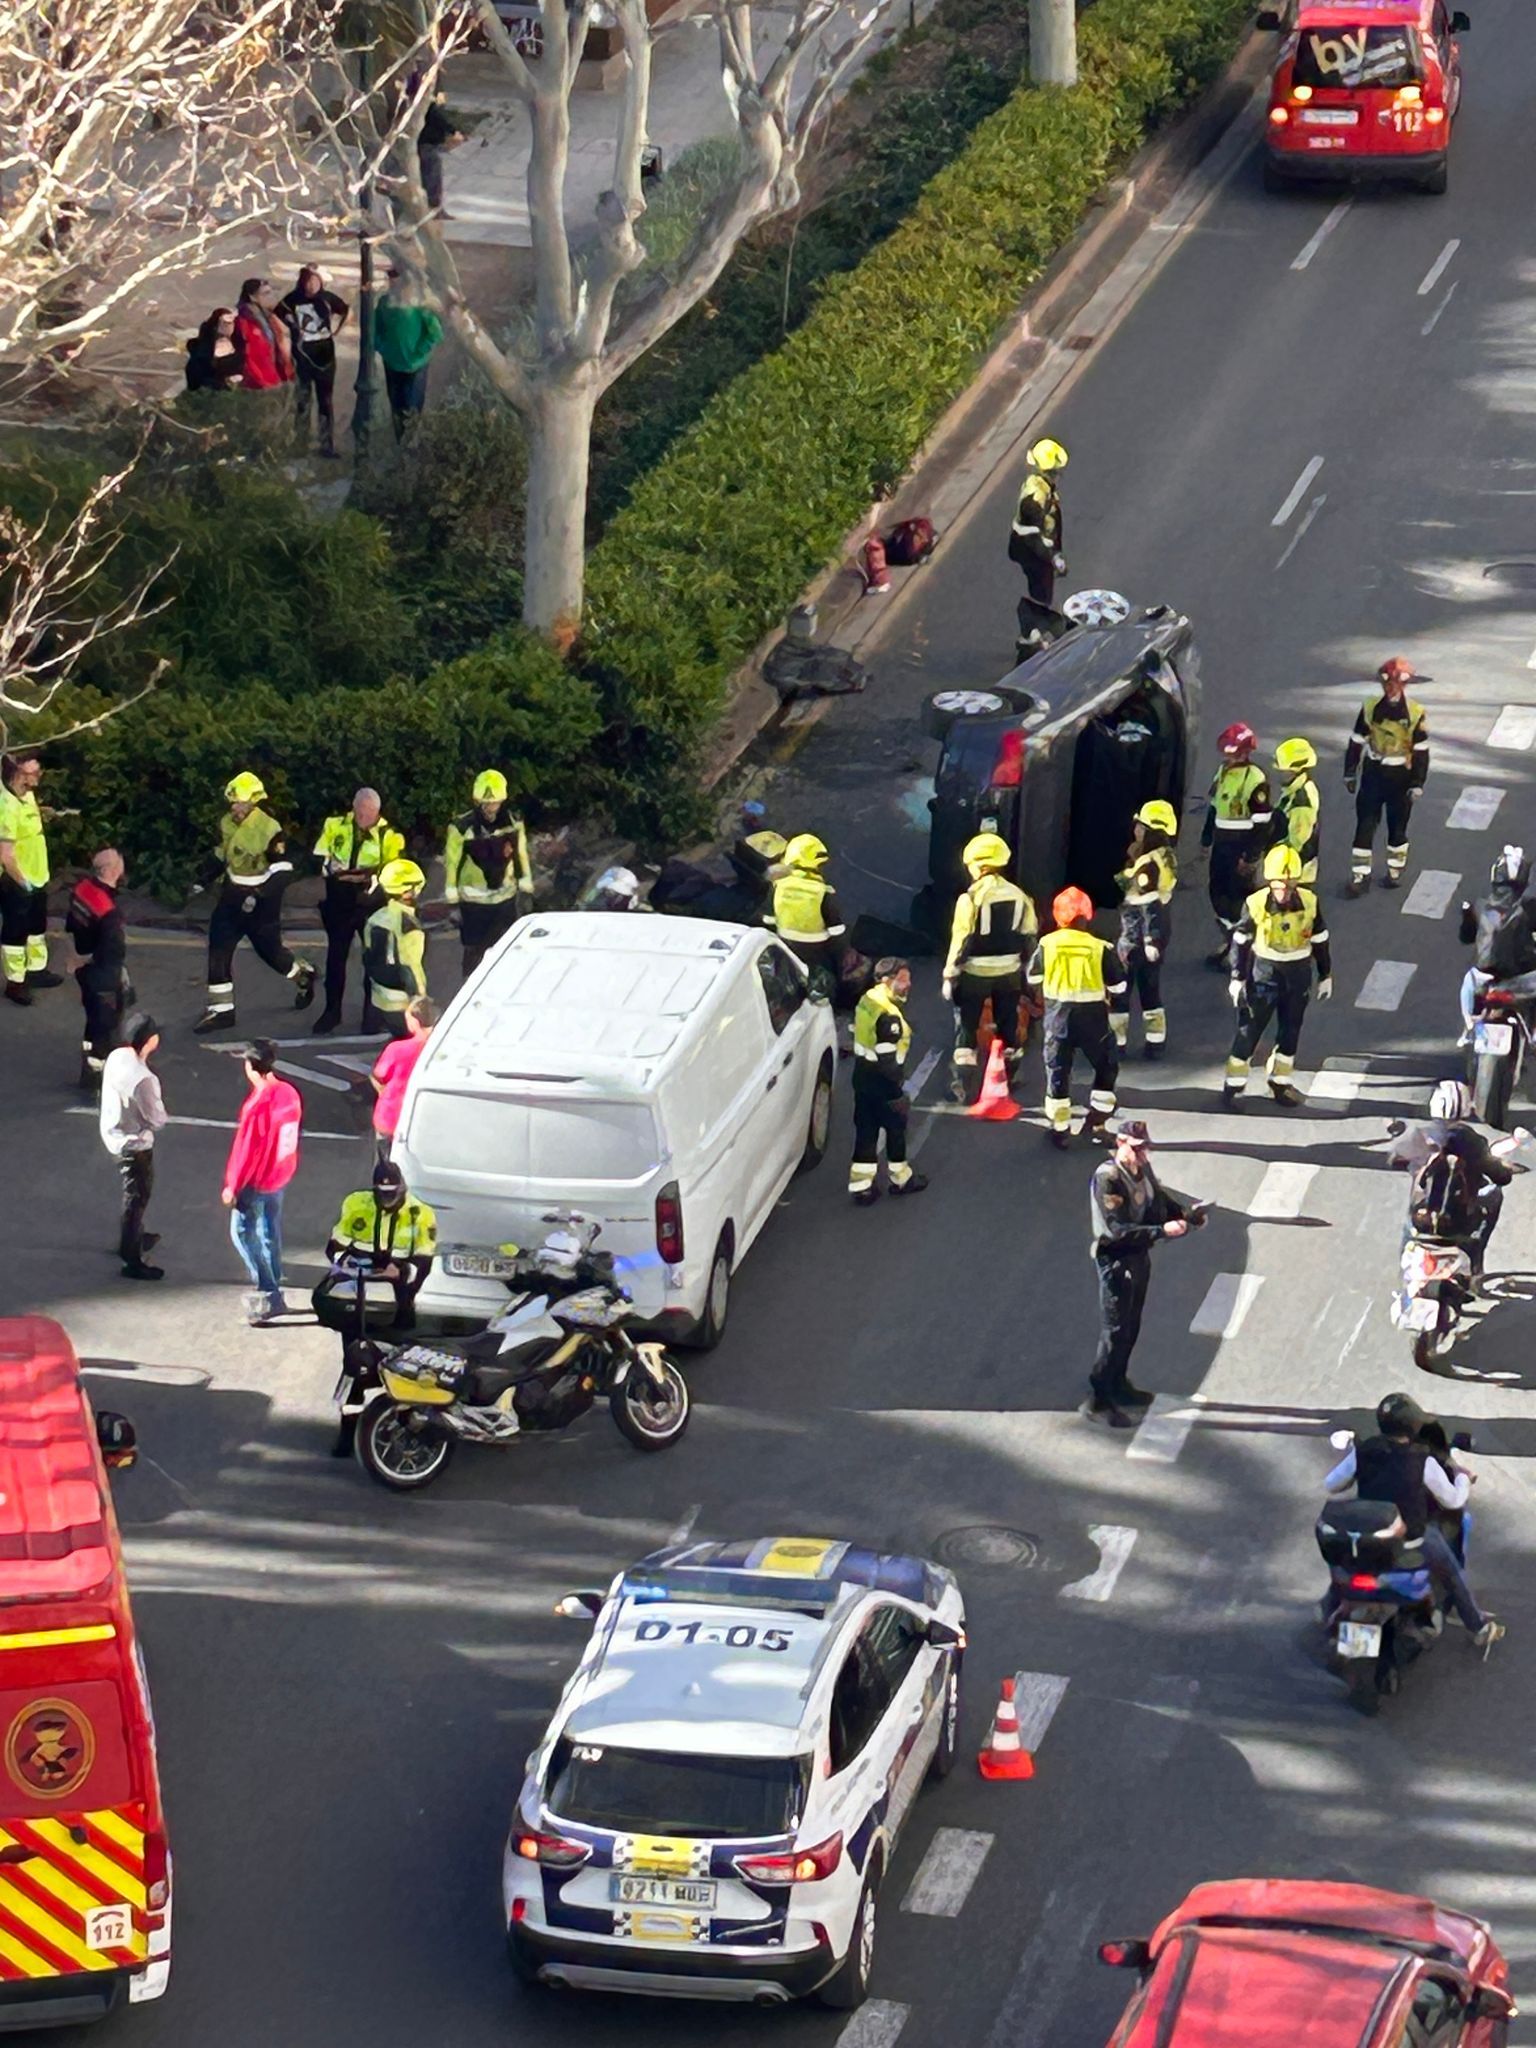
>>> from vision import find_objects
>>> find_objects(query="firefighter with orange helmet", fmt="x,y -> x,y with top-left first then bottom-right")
1025,888 -> 1128,1148
1200,723 -> 1272,970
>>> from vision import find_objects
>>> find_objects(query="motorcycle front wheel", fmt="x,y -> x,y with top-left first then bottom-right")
610,1359 -> 690,1451
356,1402 -> 456,1491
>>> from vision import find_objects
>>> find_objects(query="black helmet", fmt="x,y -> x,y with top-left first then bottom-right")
1490,844 -> 1529,893
372,1159 -> 406,1209
1376,1392 -> 1427,1440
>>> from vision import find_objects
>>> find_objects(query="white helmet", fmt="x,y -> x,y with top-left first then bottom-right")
1429,1080 -> 1473,1122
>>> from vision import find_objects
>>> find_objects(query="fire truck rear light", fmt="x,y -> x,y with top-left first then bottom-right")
1425,106 -> 1445,123
1270,105 -> 1290,124
1292,83 -> 1312,99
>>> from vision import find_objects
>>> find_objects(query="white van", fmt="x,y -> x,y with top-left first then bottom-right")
393,914 -> 838,1346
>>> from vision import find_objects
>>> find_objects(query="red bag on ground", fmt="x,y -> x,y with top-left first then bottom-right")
886,516 -> 937,565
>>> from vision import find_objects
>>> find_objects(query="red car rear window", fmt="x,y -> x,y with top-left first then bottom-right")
1293,23 -> 1422,87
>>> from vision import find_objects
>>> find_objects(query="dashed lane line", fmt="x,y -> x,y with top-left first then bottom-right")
1402,869 -> 1460,919
1010,1672 -> 1071,1753
837,2000 -> 909,2047
1417,237 -> 1460,295
1289,202 -> 1350,273
1189,1272 -> 1264,1339
1061,1525 -> 1138,1603
1274,492 -> 1326,571
1248,1161 -> 1317,1218
63,1106 -> 355,1141
1420,279 -> 1457,337
664,1503 -> 702,1548
1355,960 -> 1416,1011
1448,786 -> 1504,830
1271,455 -> 1324,525
1126,1392 -> 1196,1464
1487,705 -> 1536,751
1527,643 -> 1536,673
901,1829 -> 995,1918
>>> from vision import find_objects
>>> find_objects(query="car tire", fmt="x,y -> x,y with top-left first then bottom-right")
817,1861 -> 881,2011
684,1231 -> 733,1351
929,1650 -> 963,1780
798,1056 -> 834,1172
1421,161 -> 1448,195
920,686 -> 1032,742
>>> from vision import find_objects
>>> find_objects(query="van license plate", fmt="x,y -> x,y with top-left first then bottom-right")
1301,107 -> 1358,124
610,1877 -> 717,1909
444,1251 -> 520,1278
1474,1021 -> 1513,1056
1337,1621 -> 1382,1659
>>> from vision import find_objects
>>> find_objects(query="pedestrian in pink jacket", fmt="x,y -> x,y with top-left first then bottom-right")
221,1038 -> 303,1324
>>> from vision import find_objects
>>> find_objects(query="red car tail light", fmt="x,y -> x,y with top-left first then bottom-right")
655,1181 -> 684,1264
991,731 -> 1025,790
734,1833 -> 843,1885
1270,104 -> 1290,125
514,1828 -> 592,1870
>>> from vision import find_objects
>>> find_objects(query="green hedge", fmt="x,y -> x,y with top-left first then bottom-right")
579,0 -> 1251,804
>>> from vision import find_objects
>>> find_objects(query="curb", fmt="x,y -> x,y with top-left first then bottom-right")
702,30 -> 1271,788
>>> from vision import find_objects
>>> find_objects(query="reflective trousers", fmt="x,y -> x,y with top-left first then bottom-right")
1227,961 -> 1311,1087
953,968 -> 1023,1067
1114,903 -> 1170,1047
0,876 -> 47,984
206,886 -> 300,1015
849,1072 -> 913,1193
1042,1003 -> 1119,1132
1352,763 -> 1413,881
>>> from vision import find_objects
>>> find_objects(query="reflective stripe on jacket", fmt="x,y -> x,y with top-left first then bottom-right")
364,901 -> 426,1009
945,875 -> 1037,979
1027,927 -> 1124,1005
853,983 -> 911,1066
313,813 -> 405,877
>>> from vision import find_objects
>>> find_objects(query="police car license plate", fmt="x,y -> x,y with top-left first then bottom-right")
1396,1293 -> 1439,1333
444,1250 -> 520,1278
1474,1021 -> 1514,1057
1337,1621 -> 1382,1659
610,1876 -> 717,1909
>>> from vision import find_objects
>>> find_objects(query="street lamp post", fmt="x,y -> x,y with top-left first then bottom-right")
351,44 -> 376,459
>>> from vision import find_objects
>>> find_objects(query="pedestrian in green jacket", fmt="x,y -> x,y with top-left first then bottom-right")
374,268 -> 444,441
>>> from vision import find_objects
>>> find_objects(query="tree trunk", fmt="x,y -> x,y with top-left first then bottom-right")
1030,0 -> 1078,83
522,374 -> 598,643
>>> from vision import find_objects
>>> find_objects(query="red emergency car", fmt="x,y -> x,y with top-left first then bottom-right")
1259,0 -> 1468,193
1099,1880 -> 1514,2048
0,1319 -> 169,2029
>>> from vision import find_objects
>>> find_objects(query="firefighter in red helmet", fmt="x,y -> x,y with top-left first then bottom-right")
1201,723 -> 1272,970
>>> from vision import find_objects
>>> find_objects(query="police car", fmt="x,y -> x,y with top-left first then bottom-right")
503,1536 -> 966,2008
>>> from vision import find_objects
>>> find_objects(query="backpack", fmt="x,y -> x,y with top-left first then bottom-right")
885,517 -> 937,566
1410,1148 -> 1478,1239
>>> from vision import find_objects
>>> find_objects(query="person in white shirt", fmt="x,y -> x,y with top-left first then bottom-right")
98,1011 -> 168,1280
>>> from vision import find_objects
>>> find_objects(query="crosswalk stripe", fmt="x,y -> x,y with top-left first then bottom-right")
1448,786 -> 1504,830
1355,960 -> 1416,1012
1061,1525 -> 1138,1602
1127,1391 -> 1197,1464
901,1828 -> 994,1917
837,1999 -> 909,2046
1487,706 -> 1536,750
1189,1272 -> 1264,1338
1247,1161 -> 1316,1218
1401,869 -> 1460,919
1009,1672 -> 1071,1751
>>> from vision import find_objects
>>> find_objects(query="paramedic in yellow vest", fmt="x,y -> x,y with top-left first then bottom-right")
1223,844 -> 1332,1110
1008,437 -> 1068,611
363,860 -> 427,1038
194,772 -> 316,1033
0,749 -> 64,1006
444,769 -> 533,978
312,787 -> 405,1034
1272,736 -> 1321,885
1345,657 -> 1430,896
767,833 -> 847,998
1200,721 -> 1271,968
849,959 -> 929,1207
1026,888 -> 1128,1149
1114,801 -> 1178,1060
943,832 -> 1036,1091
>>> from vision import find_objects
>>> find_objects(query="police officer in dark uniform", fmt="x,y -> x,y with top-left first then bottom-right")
1345,657 -> 1430,895
65,847 -> 130,1090
1085,1121 -> 1204,1429
311,788 -> 404,1034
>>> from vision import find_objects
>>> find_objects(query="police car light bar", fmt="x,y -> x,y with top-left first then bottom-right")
618,1568 -> 843,1616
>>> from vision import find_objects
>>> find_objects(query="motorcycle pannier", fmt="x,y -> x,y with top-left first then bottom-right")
1315,1500 -> 1410,1573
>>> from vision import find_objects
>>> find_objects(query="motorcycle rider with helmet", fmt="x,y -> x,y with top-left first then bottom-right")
1201,723 -> 1272,969
1457,845 -> 1536,1042
1385,1079 -> 1526,1272
1325,1393 -> 1504,1652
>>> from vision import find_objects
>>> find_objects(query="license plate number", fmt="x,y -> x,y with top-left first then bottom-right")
1301,107 -> 1358,124
444,1251 -> 520,1278
1337,1621 -> 1383,1659
1396,1294 -> 1439,1333
610,1876 -> 717,1909
1307,135 -> 1348,148
1474,1020 -> 1513,1056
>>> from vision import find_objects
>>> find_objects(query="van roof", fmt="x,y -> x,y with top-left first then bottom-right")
420,913 -> 758,1092
0,1319 -> 115,1605
1292,0 -> 1426,22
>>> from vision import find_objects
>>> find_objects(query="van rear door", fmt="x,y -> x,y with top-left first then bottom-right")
1290,18 -> 1430,156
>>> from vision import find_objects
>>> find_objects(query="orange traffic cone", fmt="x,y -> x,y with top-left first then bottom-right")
978,1676 -> 1035,1780
967,1035 -> 1020,1121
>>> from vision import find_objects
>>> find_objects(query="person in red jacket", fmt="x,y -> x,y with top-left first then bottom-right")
221,1038 -> 303,1324
234,279 -> 293,392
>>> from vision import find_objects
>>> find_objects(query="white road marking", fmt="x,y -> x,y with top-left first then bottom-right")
1448,786 -> 1504,830
1189,1272 -> 1264,1339
1402,869 -> 1460,919
1126,1391 -> 1197,1464
1289,202 -> 1349,273
664,1503 -> 702,1548
1339,1297 -> 1373,1362
1355,959 -> 1416,1011
1248,1161 -> 1317,1218
901,1828 -> 995,1917
266,1033 -> 384,1048
906,1045 -> 942,1101
1421,279 -> 1457,337
1417,237 -> 1460,295
1274,492 -> 1326,570
837,2001 -> 909,2048
1271,455 -> 1324,525
63,1107 -> 355,1140
276,1059 -> 353,1094
1527,643 -> 1536,672
1061,1524 -> 1138,1603
1487,705 -> 1536,751
1309,1067 -> 1362,1105
1010,1671 -> 1070,1751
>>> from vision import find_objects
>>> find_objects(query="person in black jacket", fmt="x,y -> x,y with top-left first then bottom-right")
1085,1121 -> 1205,1427
184,308 -> 246,392
1458,845 -> 1536,1041
277,267 -> 349,458
65,847 -> 130,1089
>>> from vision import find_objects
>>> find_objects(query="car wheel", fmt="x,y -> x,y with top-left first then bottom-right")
818,1862 -> 881,2010
685,1232 -> 733,1351
798,1056 -> 834,1172
1421,161 -> 1448,195
929,1650 -> 963,1780
920,686 -> 1031,742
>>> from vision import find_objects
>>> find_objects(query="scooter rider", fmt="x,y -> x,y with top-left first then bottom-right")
1325,1393 -> 1504,1652
1457,846 -> 1536,1042
1386,1080 -> 1525,1271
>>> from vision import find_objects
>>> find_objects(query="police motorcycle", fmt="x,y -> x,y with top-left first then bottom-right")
1466,968 -> 1536,1128
334,1214 -> 690,1492
1315,1412 -> 1474,1714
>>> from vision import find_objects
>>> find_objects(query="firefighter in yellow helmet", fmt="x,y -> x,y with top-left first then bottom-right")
194,772 -> 316,1033
363,859 -> 427,1039
1272,737 -> 1321,885
1114,800 -> 1178,1060
1008,437 -> 1068,611
1223,843 -> 1332,1109
444,769 -> 532,979
849,958 -> 928,1206
1026,887 -> 1128,1148
943,831 -> 1037,1094
766,833 -> 846,998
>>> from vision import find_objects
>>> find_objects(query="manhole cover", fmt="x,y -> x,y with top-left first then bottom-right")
1483,561 -> 1536,588
934,1526 -> 1039,1568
